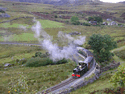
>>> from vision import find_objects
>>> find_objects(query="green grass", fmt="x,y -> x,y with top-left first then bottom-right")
0,19 -> 64,29
71,46 -> 125,94
0,19 -> 64,42
112,46 -> 125,65
71,76 -> 113,94
39,20 -> 64,29
0,45 -> 43,64
0,61 -> 76,94
0,1 -> 125,94
0,33 -> 37,42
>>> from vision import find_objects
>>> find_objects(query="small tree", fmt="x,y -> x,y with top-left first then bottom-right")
88,16 -> 103,24
94,16 -> 103,24
88,17 -> 94,21
70,16 -> 80,25
88,34 -> 117,62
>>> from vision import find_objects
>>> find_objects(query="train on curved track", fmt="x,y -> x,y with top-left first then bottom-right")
72,47 -> 95,78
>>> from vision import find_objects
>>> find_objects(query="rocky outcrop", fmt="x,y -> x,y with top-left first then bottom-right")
0,13 -> 10,18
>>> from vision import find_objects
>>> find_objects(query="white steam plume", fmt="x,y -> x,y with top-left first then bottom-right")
31,18 -> 86,61
58,31 -> 86,45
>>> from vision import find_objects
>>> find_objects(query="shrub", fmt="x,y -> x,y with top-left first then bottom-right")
55,15 -> 58,18
19,59 -> 27,65
25,57 -> 53,67
70,16 -> 80,25
65,20 -> 69,24
35,52 -> 42,57
110,65 -> 125,88
55,58 -> 67,64
88,16 -> 103,24
8,72 -> 37,94
25,57 -> 67,67
35,52 -> 49,58
83,22 -> 91,26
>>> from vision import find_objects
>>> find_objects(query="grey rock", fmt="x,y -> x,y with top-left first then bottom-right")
4,63 -> 11,67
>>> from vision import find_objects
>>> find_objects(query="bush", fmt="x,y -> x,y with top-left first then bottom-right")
110,65 -> 125,88
83,22 -> 91,26
8,72 -> 32,94
35,52 -> 42,57
55,15 -> 58,18
25,57 -> 68,67
25,57 -> 53,67
70,16 -> 80,25
19,59 -> 27,65
65,20 -> 69,24
88,16 -> 103,24
35,52 -> 49,58
55,58 -> 67,64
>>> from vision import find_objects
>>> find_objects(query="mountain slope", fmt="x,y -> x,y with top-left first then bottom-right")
4,0 -> 101,5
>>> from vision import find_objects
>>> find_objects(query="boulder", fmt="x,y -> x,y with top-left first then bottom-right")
4,63 -> 11,67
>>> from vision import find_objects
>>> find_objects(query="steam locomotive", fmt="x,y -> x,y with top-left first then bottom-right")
72,47 -> 94,78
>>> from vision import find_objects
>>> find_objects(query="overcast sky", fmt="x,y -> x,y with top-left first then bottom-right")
100,0 -> 125,3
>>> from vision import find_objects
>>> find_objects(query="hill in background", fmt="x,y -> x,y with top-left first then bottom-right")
4,0 -> 101,5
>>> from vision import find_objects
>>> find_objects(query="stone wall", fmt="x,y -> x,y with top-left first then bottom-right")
100,62 -> 120,73
0,16 -> 33,23
56,70 -> 99,94
55,68 -> 100,94
54,62 -> 120,94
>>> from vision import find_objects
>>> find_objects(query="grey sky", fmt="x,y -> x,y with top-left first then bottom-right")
100,0 -> 125,3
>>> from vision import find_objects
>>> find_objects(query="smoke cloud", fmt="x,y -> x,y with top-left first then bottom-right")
58,31 -> 86,45
31,18 -> 86,61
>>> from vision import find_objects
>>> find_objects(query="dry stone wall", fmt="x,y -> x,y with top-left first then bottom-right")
55,68 -> 100,94
53,62 -> 120,94
100,62 -> 120,73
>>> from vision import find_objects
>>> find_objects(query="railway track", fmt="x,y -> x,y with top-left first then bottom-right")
40,77 -> 76,94
38,47 -> 96,94
0,42 -> 97,94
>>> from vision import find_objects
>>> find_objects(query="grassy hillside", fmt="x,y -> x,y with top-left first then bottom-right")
71,48 -> 125,94
0,0 -> 125,94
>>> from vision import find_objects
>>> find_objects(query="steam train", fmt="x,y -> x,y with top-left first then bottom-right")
72,47 -> 94,78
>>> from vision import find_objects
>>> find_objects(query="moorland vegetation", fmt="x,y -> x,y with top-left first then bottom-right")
0,0 -> 125,93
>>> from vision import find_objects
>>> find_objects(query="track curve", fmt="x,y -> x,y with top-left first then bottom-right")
0,42 -> 97,94
38,47 -> 97,94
